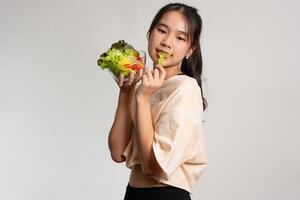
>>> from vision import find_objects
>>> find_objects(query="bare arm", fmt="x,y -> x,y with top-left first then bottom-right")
108,70 -> 143,163
108,89 -> 135,163
135,96 -> 164,177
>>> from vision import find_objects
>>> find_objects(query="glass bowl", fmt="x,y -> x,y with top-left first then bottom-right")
110,50 -> 147,83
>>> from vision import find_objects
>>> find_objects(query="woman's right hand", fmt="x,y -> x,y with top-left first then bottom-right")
116,69 -> 144,92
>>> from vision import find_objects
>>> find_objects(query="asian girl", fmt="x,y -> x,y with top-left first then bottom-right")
108,3 -> 208,200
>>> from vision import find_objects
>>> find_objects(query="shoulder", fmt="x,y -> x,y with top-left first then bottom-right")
161,75 -> 203,112
167,75 -> 201,100
177,76 -> 200,94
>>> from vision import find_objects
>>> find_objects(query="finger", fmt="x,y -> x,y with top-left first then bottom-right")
153,68 -> 159,81
155,64 -> 166,82
143,68 -> 149,75
127,71 -> 135,85
142,73 -> 149,85
139,68 -> 143,78
119,74 -> 124,87
136,68 -> 143,82
140,68 -> 149,81
147,69 -> 154,83
155,64 -> 166,74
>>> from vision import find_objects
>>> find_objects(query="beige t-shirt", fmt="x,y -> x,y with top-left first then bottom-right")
122,74 -> 208,194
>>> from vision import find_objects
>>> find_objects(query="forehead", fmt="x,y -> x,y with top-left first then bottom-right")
158,11 -> 188,33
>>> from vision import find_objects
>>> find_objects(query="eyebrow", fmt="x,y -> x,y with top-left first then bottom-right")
157,23 -> 187,36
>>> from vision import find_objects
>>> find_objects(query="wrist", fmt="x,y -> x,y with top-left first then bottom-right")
135,94 -> 150,103
119,90 -> 134,103
120,85 -> 136,95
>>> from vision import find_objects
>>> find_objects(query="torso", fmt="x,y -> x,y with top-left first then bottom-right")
129,165 -> 169,187
128,72 -> 185,188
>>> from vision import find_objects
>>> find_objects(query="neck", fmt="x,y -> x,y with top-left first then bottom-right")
153,64 -> 182,80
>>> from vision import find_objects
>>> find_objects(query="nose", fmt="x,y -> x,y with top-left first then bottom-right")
161,35 -> 172,49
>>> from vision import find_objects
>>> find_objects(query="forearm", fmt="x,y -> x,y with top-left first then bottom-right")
108,89 -> 135,162
135,96 -> 161,176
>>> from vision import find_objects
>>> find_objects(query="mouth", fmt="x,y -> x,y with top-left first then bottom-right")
156,49 -> 172,57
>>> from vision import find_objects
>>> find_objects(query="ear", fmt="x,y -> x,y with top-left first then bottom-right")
186,46 -> 196,58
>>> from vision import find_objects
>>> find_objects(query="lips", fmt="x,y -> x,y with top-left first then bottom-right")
156,49 -> 172,56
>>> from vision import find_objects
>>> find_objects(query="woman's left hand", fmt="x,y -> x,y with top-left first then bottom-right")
136,64 -> 166,101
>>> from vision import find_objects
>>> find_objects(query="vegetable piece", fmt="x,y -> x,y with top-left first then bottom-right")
97,40 -> 144,78
157,52 -> 169,65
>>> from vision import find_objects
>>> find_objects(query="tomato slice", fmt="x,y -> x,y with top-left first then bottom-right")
124,64 -> 131,68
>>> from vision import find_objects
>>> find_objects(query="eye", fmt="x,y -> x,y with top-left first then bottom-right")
177,37 -> 186,41
157,28 -> 166,34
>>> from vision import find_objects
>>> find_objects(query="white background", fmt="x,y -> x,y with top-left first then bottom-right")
1,0 -> 299,199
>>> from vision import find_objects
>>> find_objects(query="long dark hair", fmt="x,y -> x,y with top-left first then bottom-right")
147,3 -> 208,111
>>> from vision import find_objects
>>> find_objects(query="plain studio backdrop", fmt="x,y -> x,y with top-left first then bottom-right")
1,0 -> 299,199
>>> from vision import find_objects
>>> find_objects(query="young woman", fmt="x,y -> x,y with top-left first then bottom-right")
108,3 -> 208,200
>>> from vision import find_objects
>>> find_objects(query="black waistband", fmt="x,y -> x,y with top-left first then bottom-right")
125,183 -> 189,195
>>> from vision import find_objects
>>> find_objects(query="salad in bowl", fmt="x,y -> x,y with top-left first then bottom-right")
97,40 -> 169,82
97,40 -> 146,82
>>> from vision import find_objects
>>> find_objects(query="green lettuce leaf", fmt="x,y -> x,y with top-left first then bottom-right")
97,40 -> 141,77
157,52 -> 169,65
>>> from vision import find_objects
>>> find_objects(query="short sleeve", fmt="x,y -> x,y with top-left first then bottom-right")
151,111 -> 195,181
121,137 -> 132,160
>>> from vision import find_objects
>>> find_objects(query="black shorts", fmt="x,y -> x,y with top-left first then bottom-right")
123,183 -> 192,200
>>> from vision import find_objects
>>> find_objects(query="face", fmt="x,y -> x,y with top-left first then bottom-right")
148,11 -> 194,68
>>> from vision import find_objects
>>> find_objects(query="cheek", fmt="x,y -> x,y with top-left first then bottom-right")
174,44 -> 189,57
147,43 -> 155,61
148,32 -> 160,46
148,34 -> 159,58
